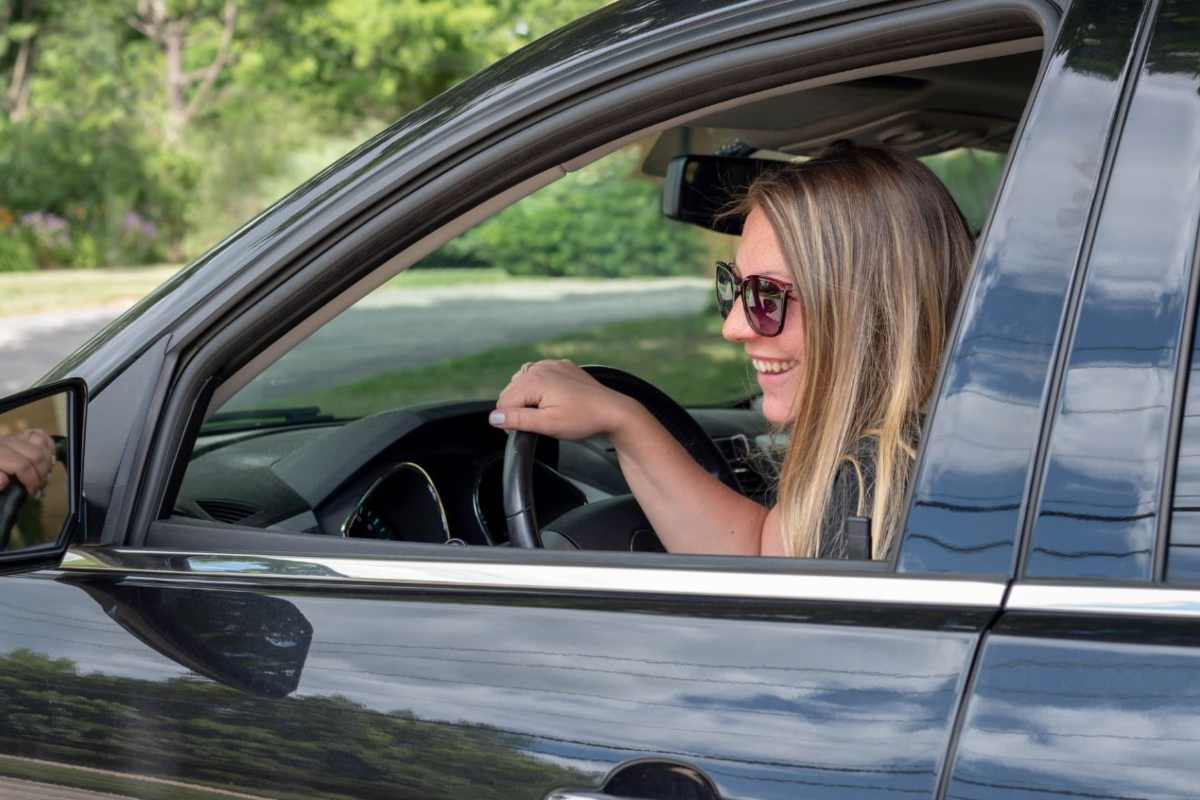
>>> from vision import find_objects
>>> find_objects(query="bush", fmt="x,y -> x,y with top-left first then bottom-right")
418,147 -> 709,278
0,118 -> 190,267
0,231 -> 37,272
921,148 -> 1006,233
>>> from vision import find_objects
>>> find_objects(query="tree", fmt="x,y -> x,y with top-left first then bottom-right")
0,0 -> 54,120
127,0 -> 239,144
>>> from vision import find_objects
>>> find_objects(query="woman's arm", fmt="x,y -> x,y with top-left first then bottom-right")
492,360 -> 775,555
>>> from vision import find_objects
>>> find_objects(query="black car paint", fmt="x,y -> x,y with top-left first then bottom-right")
3,1 -> 1197,800
1024,0 -> 1200,582
1,572 -> 991,800
897,0 -> 1152,577
943,3 -> 1200,798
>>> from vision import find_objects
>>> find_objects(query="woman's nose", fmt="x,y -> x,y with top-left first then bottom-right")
721,297 -> 757,343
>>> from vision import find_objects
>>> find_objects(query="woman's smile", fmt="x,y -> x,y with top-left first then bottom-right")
750,357 -> 798,375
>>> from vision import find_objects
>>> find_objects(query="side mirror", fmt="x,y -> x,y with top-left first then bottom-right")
661,155 -> 780,235
0,379 -> 86,571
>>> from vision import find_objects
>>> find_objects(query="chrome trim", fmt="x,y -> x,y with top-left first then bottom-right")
60,546 -> 1004,606
1008,583 -> 1200,618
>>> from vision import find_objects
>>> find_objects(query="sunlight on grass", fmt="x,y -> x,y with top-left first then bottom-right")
290,312 -> 755,418
0,266 -> 537,317
0,265 -> 181,316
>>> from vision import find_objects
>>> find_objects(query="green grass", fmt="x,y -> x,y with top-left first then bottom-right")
0,265 -> 181,316
289,311 -> 754,418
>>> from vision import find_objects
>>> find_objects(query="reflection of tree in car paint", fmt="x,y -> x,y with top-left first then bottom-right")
0,649 -> 591,800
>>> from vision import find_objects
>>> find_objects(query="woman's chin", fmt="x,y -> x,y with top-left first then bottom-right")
760,394 -> 794,426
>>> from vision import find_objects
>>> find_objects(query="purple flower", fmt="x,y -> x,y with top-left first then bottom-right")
122,211 -> 159,241
20,212 -> 68,233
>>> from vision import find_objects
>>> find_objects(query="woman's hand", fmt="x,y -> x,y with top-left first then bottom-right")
490,359 -> 639,440
0,429 -> 55,495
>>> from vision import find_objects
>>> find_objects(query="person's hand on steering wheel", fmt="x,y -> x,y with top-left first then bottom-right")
490,359 -> 640,440
489,360 -> 769,556
0,429 -> 55,495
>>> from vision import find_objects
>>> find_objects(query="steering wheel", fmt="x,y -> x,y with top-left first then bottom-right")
0,482 -> 27,551
502,365 -> 740,550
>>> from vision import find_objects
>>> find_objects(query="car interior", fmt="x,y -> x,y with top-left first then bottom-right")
167,42 -> 1044,557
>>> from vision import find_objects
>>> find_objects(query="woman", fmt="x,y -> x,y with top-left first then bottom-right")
490,143 -> 973,559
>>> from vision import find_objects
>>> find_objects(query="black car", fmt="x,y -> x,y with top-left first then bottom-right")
2,0 -> 1198,798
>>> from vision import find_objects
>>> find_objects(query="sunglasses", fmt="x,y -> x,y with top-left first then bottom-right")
715,260 -> 796,337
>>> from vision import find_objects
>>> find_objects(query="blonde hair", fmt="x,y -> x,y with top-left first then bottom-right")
742,144 -> 972,558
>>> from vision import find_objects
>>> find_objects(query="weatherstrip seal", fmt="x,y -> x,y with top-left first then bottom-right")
60,547 -> 1004,606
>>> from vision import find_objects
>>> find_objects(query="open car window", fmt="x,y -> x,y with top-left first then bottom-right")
211,144 -> 750,428
169,48 -> 1034,553
209,142 -> 1004,431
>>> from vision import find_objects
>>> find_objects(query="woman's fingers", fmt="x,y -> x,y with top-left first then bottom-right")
0,429 -> 55,495
492,359 -> 606,439
0,444 -> 43,495
489,406 -> 553,435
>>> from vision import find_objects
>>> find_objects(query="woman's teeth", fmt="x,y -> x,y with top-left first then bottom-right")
751,359 -> 797,374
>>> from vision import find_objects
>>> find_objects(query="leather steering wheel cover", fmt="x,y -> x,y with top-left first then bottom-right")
502,430 -> 540,548
502,364 -> 740,548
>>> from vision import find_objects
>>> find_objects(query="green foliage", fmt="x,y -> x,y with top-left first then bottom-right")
0,116 -> 192,266
920,148 -> 1006,234
424,147 -> 710,278
0,230 -> 36,272
0,0 -> 615,268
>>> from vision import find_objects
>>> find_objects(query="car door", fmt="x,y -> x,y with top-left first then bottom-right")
943,2 -> 1200,797
0,1 -> 1151,799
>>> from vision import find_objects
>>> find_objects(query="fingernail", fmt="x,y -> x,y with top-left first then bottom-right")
489,411 -> 506,426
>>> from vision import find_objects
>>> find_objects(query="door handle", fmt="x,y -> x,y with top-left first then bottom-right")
546,759 -> 721,800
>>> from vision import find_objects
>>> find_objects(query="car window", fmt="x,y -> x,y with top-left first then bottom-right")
170,138 -> 1003,543
164,40 -> 1038,553
214,143 -> 747,423
212,144 -> 1003,428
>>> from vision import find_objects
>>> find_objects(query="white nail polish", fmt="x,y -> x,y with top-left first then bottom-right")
489,411 -> 506,426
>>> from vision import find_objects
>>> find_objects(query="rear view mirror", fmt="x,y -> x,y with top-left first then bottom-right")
0,379 -> 86,570
661,155 -> 780,235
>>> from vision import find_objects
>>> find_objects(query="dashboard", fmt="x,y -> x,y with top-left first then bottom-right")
175,400 -> 770,548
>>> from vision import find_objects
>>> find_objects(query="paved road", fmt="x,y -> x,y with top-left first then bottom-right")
0,308 -> 128,394
0,278 -> 711,399
0,776 -> 131,800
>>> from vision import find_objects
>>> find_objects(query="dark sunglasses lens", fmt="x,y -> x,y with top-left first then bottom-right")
746,278 -> 785,336
715,265 -> 736,318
